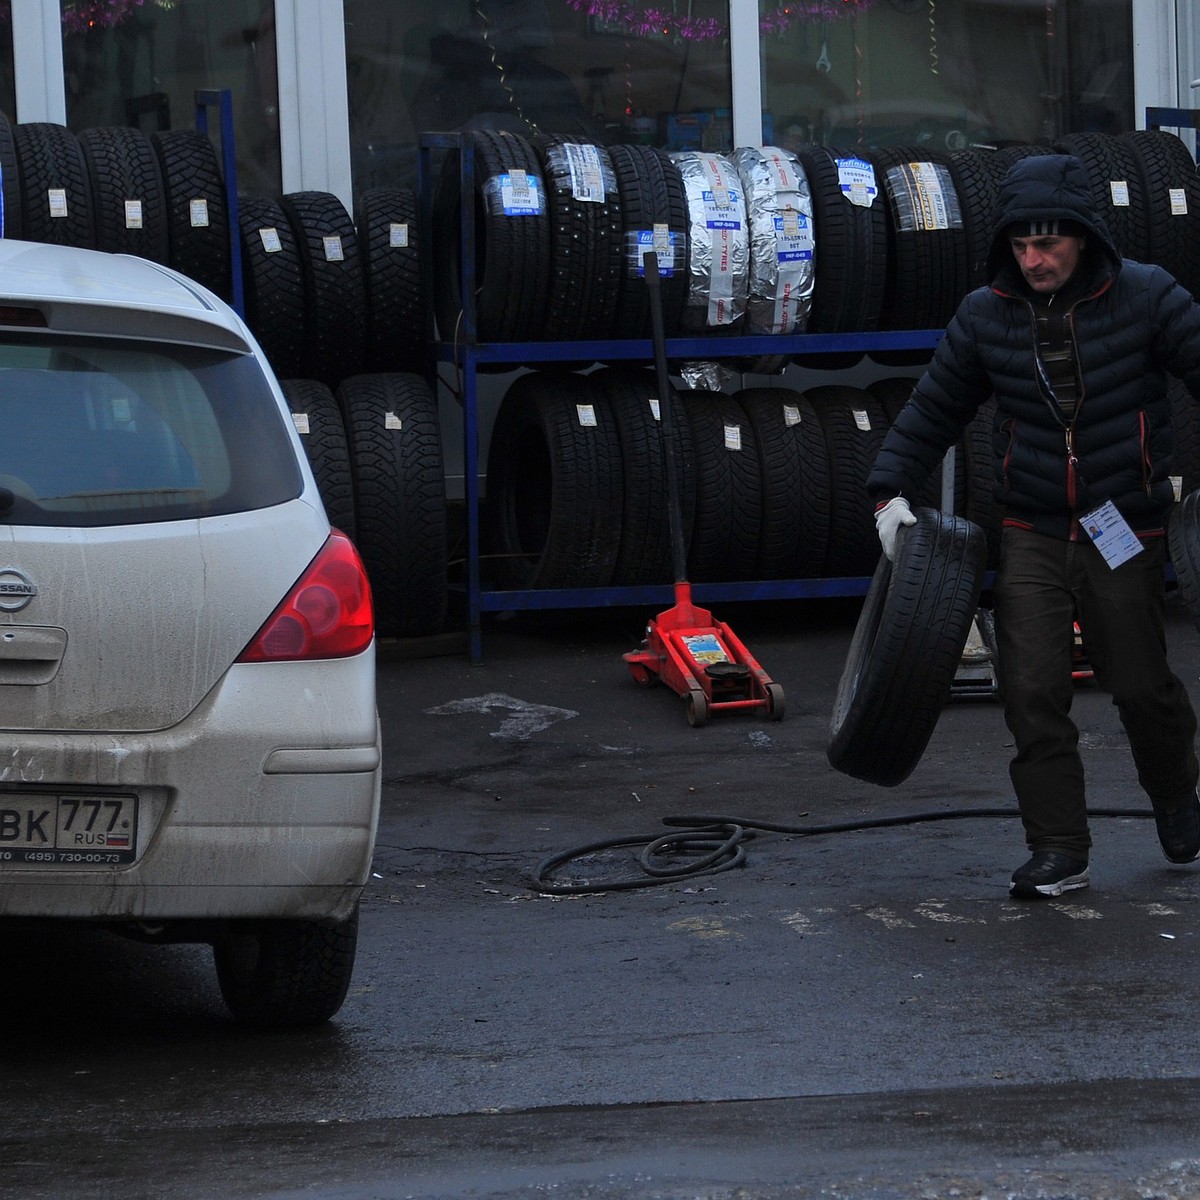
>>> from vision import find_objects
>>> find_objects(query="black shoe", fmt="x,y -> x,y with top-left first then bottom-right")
1009,851 -> 1089,899
1154,791 -> 1200,864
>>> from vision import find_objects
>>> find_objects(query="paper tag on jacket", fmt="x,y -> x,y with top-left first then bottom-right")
1080,500 -> 1144,569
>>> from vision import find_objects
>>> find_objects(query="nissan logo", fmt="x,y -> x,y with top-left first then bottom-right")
0,568 -> 37,613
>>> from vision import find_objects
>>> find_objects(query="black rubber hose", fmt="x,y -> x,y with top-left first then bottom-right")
531,807 -> 1153,895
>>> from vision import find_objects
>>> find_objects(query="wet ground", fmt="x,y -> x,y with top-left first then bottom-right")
4,594 -> 1200,1198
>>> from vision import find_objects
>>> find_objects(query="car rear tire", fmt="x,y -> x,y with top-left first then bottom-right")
213,905 -> 359,1028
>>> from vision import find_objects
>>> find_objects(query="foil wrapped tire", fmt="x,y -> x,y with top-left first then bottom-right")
432,129 -> 550,346
808,385 -> 889,578
735,387 -> 830,579
486,371 -> 623,590
670,151 -> 750,335
827,507 -> 988,787
731,146 -> 816,338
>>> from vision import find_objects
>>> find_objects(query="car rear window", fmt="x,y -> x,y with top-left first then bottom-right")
0,337 -> 303,527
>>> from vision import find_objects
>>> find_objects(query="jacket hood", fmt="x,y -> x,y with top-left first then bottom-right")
985,153 -> 1121,284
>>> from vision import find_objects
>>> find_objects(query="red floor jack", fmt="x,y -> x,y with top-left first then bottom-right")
622,252 -> 785,727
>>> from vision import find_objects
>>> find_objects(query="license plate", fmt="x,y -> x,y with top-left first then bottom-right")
0,792 -> 138,866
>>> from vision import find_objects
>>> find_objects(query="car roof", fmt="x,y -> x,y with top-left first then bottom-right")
0,239 -> 253,354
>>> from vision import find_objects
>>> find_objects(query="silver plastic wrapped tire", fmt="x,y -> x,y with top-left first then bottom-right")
670,151 -> 750,334
731,146 -> 815,337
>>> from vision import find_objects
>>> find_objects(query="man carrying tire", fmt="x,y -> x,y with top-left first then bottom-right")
867,152 -> 1200,900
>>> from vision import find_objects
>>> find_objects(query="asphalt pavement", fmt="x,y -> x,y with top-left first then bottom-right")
4,592 -> 1200,1198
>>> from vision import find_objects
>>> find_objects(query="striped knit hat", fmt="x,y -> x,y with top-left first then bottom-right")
1006,218 -> 1087,239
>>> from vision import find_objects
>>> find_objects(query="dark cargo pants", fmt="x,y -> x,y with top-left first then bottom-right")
993,526 -> 1198,858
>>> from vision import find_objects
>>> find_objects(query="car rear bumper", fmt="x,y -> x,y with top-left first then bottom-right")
0,650 -> 381,923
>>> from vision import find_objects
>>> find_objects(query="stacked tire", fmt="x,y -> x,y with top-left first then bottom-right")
0,115 -> 428,388
283,372 -> 449,640
483,372 -> 1003,590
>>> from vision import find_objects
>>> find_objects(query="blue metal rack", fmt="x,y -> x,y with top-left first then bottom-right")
194,88 -> 244,319
419,132 -> 943,661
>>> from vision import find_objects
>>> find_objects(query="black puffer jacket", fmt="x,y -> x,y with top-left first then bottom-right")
868,153 -> 1200,539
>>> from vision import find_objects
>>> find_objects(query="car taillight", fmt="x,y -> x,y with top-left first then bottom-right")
237,531 -> 374,662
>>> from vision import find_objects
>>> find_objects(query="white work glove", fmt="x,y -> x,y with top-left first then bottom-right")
875,496 -> 916,563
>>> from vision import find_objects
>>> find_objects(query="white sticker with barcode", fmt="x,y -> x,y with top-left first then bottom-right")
258,227 -> 283,253
1110,179 -> 1130,207
389,222 -> 409,248
1170,187 -> 1188,216
124,200 -> 144,229
784,404 -> 802,427
564,143 -> 606,203
48,188 -> 68,218
323,235 -> 345,262
853,409 -> 872,432
724,424 -> 742,452
291,412 -> 310,435
189,198 -> 210,227
836,157 -> 878,208
577,404 -> 598,428
648,398 -> 661,421
385,413 -> 402,430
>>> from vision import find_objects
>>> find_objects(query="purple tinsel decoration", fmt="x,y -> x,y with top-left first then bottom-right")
567,0 -> 871,40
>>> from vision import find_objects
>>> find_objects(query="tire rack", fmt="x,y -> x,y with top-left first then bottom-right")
193,89 -> 244,318
419,132 -> 944,662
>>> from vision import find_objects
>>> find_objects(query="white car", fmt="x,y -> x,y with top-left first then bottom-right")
0,239 -> 381,1027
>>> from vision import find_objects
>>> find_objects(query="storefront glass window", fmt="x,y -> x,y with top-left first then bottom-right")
60,0 -> 281,194
344,0 -> 734,188
759,0 -> 1133,153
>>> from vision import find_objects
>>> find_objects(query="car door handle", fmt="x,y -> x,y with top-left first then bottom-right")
0,626 -> 67,684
